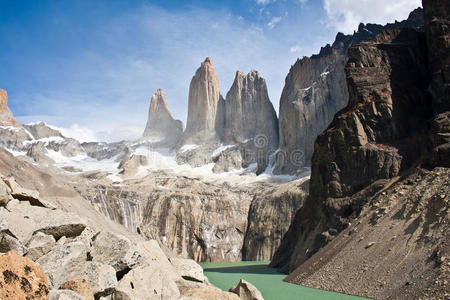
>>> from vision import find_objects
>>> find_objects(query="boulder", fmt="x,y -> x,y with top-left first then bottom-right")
0,233 -> 28,256
60,278 -> 94,300
91,231 -> 145,273
3,176 -> 47,207
26,232 -> 56,261
212,147 -> 243,173
112,265 -> 180,300
178,279 -> 240,300
170,258 -> 206,282
0,177 -> 11,206
50,290 -> 84,300
229,279 -> 264,300
0,250 -> 50,299
36,240 -> 88,288
81,262 -> 117,296
1,200 -> 86,244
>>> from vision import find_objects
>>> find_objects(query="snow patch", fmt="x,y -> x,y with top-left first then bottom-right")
179,144 -> 198,153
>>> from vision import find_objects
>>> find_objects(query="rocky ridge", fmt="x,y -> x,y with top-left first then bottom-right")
274,8 -> 424,175
270,0 -> 449,298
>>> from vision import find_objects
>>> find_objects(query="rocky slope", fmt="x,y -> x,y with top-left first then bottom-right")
0,89 -> 20,126
142,88 -> 184,147
0,143 -> 261,300
274,8 -> 424,175
271,1 -> 449,297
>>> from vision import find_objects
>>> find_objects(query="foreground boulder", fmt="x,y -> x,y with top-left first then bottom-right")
0,199 -> 86,244
230,279 -> 264,300
112,265 -> 180,299
0,250 -> 50,299
60,278 -> 94,300
170,257 -> 207,282
26,232 -> 56,261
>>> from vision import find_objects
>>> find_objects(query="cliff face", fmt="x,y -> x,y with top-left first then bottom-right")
0,89 -> 20,126
223,71 -> 279,173
179,58 -> 222,146
271,27 -> 432,272
274,8 -> 424,175
142,89 -> 184,147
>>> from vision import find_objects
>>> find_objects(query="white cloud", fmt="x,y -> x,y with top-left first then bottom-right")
256,0 -> 276,5
298,0 -> 308,7
323,0 -> 422,34
290,44 -> 302,53
268,16 -> 282,28
53,124 -> 99,143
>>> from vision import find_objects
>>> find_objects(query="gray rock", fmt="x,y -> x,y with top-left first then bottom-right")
26,232 -> 56,261
229,279 -> 264,300
37,240 -> 89,288
50,290 -> 84,300
212,147 -> 242,173
0,177 -> 11,207
91,231 -> 145,273
0,233 -> 28,255
24,122 -> 63,139
112,265 -> 180,300
170,258 -> 206,283
82,262 -> 117,295
3,176 -> 47,207
1,200 -> 86,243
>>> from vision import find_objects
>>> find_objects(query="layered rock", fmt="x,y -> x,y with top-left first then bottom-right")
0,89 -> 20,126
274,8 -> 424,174
142,89 -> 184,147
179,57 -> 222,146
423,0 -> 450,114
271,27 -> 432,272
223,70 -> 279,173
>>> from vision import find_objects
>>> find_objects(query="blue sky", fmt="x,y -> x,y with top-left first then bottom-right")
0,0 -> 421,141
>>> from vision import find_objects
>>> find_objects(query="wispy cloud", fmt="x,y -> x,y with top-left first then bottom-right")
290,45 -> 302,53
323,0 -> 421,34
255,0 -> 276,5
268,16 -> 282,28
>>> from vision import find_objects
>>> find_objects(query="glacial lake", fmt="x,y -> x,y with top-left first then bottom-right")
200,261 -> 367,300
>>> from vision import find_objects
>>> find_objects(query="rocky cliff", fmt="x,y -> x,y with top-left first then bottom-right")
274,8 -> 424,175
142,89 -> 184,147
271,4 -> 449,292
179,57 -> 222,146
223,71 -> 279,173
271,27 -> 433,272
0,89 -> 20,126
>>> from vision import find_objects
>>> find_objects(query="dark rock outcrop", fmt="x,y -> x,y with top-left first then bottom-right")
271,27 -> 433,272
423,0 -> 450,114
274,8 -> 424,175
142,89 -> 184,147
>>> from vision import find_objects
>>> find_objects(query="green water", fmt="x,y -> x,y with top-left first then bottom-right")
200,261 -> 366,300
